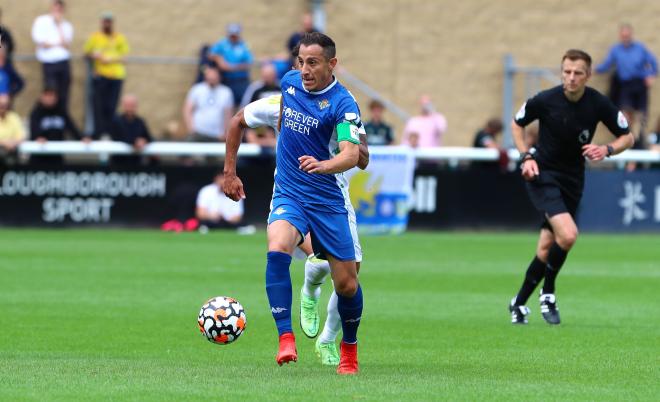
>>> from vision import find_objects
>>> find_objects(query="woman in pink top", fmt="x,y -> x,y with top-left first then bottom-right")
402,95 -> 447,147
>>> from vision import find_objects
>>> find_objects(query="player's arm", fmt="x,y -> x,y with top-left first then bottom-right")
582,133 -> 635,161
512,120 -> 539,180
223,109 -> 249,201
299,140 -> 359,174
357,133 -> 369,170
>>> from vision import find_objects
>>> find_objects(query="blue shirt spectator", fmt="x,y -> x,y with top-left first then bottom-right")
209,23 -> 253,106
0,69 -> 9,95
596,25 -> 657,81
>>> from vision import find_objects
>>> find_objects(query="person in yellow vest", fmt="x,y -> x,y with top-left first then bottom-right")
0,94 -> 25,165
84,11 -> 129,137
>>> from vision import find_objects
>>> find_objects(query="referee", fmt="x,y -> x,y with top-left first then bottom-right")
509,49 -> 634,325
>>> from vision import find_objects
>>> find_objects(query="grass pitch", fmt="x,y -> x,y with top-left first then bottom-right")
0,229 -> 657,401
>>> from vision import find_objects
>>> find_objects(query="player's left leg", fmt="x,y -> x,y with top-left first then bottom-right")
328,256 -> 362,375
300,249 -> 329,338
540,212 -> 579,324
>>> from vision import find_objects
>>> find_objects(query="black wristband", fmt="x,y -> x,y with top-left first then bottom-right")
606,145 -> 614,157
519,151 -> 535,163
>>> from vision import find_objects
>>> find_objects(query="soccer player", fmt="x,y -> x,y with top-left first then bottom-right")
509,49 -> 634,325
226,94 -> 368,366
224,32 -> 364,374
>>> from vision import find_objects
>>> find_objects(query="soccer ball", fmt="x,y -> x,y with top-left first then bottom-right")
198,296 -> 247,345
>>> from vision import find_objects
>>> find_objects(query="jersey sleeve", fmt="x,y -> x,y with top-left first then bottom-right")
244,96 -> 281,129
334,97 -> 362,144
514,95 -> 541,127
599,97 -> 630,137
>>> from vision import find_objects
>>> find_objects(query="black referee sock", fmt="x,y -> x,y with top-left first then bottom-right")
514,256 -> 546,306
542,242 -> 569,294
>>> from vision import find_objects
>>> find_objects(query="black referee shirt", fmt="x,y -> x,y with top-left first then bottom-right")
515,86 -> 629,175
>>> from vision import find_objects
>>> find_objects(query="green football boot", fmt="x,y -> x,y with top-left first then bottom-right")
300,290 -> 320,338
315,338 -> 340,366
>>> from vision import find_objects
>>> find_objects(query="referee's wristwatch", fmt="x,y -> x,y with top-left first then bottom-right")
519,147 -> 536,163
606,145 -> 614,157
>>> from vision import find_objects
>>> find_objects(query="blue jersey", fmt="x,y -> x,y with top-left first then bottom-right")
277,70 -> 361,212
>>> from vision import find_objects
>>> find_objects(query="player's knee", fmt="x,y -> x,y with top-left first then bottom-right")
334,278 -> 358,297
268,240 -> 294,255
558,229 -> 578,250
536,248 -> 550,263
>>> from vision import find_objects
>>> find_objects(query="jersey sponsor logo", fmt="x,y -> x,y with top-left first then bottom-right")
286,86 -> 296,96
282,107 -> 320,136
515,102 -> 527,120
617,111 -> 629,129
578,129 -> 590,144
273,207 -> 287,215
318,99 -> 330,110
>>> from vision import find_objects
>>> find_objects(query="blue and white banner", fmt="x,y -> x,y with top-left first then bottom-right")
579,170 -> 660,232
344,146 -> 416,234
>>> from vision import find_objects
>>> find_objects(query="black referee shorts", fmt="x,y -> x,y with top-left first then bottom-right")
525,170 -> 582,230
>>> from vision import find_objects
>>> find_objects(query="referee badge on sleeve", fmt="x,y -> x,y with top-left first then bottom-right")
617,111 -> 629,129
515,102 -> 527,120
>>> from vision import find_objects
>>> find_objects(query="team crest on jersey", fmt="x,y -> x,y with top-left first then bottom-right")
318,99 -> 330,110
286,86 -> 296,96
578,129 -> 590,144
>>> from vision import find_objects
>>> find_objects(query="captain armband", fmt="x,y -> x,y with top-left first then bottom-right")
336,122 -> 361,144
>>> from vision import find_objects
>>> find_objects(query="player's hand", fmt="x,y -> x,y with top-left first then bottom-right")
223,173 -> 246,201
298,155 -> 328,174
582,144 -> 607,161
521,159 -> 539,181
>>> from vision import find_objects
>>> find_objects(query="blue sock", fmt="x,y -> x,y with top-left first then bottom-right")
265,251 -> 293,336
337,284 -> 363,344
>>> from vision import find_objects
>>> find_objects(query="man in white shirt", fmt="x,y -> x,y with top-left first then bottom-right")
31,0 -> 73,109
183,65 -> 234,142
196,172 -> 244,229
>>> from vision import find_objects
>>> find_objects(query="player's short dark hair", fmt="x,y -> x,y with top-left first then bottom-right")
562,49 -> 592,69
291,43 -> 300,59
299,32 -> 336,60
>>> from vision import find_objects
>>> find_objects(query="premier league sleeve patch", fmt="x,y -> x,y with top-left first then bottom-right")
617,111 -> 629,129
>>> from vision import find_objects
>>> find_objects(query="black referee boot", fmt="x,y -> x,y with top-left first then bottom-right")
509,298 -> 530,324
539,293 -> 561,325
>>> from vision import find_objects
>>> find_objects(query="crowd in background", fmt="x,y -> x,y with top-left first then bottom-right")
0,0 -> 659,170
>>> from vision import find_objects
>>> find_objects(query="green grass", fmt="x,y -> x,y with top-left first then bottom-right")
0,229 -> 658,401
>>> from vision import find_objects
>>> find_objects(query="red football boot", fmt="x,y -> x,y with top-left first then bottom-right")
276,332 -> 298,366
336,341 -> 359,375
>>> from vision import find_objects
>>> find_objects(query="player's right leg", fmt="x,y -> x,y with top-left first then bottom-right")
266,201 -> 307,365
540,212 -> 579,325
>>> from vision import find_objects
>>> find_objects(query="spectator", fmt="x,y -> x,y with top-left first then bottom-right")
287,13 -> 317,54
402,95 -> 447,147
240,63 -> 280,108
196,172 -> 244,230
0,47 -> 24,98
209,23 -> 253,107
31,0 -> 73,109
29,87 -> 87,165
473,118 -> 503,149
0,94 -> 25,164
364,99 -> 394,146
109,94 -> 152,165
596,23 -> 657,136
0,8 -> 15,62
183,65 -> 234,142
84,12 -> 130,137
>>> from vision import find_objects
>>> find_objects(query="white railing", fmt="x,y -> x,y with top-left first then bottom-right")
16,141 -> 660,166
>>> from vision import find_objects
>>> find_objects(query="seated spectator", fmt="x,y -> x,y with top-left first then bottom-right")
209,23 -> 253,107
0,94 -> 25,164
402,95 -> 447,147
196,172 -> 244,230
183,65 -> 234,142
473,118 -> 503,148
240,63 -> 280,108
29,87 -> 88,165
109,94 -> 152,165
364,99 -> 394,146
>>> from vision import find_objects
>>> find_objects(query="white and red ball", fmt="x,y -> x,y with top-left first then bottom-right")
198,296 -> 247,345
